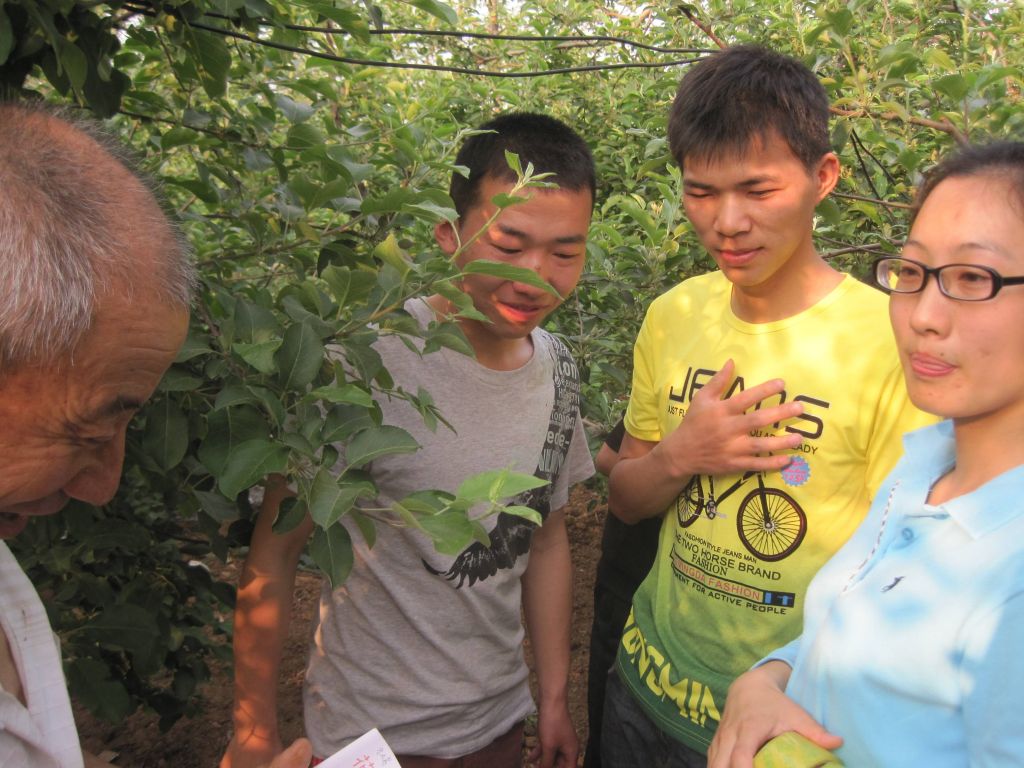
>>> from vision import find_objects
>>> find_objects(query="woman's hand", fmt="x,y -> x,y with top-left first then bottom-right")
708,661 -> 842,768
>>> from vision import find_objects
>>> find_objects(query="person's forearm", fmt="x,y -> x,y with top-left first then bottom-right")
608,444 -> 691,523
750,659 -> 793,691
522,514 -> 572,709
230,564 -> 295,744
229,484 -> 313,759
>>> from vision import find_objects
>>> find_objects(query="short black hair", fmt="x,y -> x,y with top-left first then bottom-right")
449,112 -> 596,219
913,141 -> 1024,226
667,45 -> 831,172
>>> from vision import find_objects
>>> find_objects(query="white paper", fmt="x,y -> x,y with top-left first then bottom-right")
316,728 -> 401,768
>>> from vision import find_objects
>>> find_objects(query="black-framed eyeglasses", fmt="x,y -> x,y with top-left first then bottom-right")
873,256 -> 1024,302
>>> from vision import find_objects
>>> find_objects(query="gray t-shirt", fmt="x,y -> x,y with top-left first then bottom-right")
304,298 -> 595,758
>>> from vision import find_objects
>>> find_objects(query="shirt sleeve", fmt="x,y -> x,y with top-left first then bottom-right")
624,305 -> 663,443
550,411 -> 596,512
759,636 -> 800,671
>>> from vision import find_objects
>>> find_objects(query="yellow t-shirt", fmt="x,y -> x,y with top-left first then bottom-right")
616,271 -> 934,752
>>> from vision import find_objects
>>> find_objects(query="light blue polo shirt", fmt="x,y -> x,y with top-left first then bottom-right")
767,421 -> 1024,766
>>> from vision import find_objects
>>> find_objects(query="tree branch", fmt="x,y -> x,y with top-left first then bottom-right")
680,7 -> 727,49
832,190 -> 914,210
831,106 -> 969,145
181,18 -> 706,78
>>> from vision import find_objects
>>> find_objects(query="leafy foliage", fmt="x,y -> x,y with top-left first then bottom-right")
3,0 -> 1022,729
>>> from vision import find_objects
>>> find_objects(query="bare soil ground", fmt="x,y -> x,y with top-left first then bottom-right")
77,485 -> 607,767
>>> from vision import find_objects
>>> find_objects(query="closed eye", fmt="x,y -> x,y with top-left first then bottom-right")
72,433 -> 117,448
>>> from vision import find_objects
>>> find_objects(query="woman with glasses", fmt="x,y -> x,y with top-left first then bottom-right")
707,141 -> 1024,768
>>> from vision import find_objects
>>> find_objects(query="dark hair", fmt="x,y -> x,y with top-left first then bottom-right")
449,112 -> 596,219
912,141 -> 1024,226
667,45 -> 831,171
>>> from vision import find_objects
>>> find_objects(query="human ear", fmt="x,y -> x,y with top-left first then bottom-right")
814,152 -> 841,201
434,220 -> 460,255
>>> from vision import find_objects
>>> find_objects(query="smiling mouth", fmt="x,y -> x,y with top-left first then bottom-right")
498,302 -> 547,321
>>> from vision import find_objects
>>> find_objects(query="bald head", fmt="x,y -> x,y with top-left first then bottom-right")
0,102 -> 195,370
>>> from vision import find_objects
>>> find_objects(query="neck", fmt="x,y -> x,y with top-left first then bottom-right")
424,294 -> 534,371
731,252 -> 842,324
929,415 -> 1024,504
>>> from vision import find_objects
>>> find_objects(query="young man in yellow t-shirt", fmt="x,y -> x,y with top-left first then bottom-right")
601,45 -> 933,766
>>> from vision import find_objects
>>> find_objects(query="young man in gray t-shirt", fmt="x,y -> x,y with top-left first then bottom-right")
223,113 -> 597,768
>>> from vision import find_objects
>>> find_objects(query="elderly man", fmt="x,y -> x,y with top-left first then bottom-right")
0,104 -> 309,768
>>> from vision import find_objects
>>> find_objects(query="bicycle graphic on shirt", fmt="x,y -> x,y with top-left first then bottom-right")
676,470 -> 807,562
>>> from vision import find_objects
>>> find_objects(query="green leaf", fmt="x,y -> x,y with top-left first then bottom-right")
309,384 -> 373,407
340,335 -> 385,383
308,3 -> 371,42
310,523 -> 354,588
0,9 -> 13,65
823,8 -> 853,36
816,197 -> 841,226
66,658 -> 133,723
922,48 -> 956,72
307,469 -> 373,528
235,340 -> 282,374
214,385 -> 260,411
218,439 -> 290,498
198,406 -> 270,477
321,266 -> 377,307
502,505 -> 543,526
162,126 -> 198,150
210,0 -> 247,13
142,398 -> 189,471
190,28 -> 232,98
321,406 -> 376,444
194,490 -> 240,522
176,333 -> 214,363
158,369 -> 204,392
456,468 -> 548,503
275,322 -> 325,389
406,0 -> 458,26
460,259 -> 561,298
345,426 -> 419,469
491,192 -> 530,208
423,323 -> 474,357
361,188 -> 420,215
287,122 -> 324,149
280,431 -> 316,457
349,510 -> 377,548
503,149 -> 523,175
934,74 -> 969,101
417,508 -> 475,555
59,41 -> 88,91
247,385 -> 287,427
373,233 -> 412,275
273,497 -> 307,534
275,93 -> 315,123
404,200 -> 458,222
79,604 -> 161,670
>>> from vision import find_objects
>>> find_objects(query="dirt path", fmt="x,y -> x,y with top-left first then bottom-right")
77,486 -> 607,767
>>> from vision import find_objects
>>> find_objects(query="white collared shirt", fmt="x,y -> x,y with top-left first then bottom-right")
0,541 -> 83,768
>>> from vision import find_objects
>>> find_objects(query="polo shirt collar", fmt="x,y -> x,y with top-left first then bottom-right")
902,420 -> 1024,538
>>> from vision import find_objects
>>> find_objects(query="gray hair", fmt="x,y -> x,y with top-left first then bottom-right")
0,102 -> 196,370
